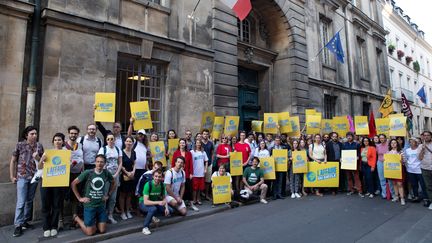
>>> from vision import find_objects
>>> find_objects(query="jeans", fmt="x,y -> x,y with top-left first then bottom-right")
273,172 -> 286,197
361,163 -> 374,194
105,176 -> 119,215
421,169 -> 432,201
289,167 -> 300,193
14,178 -> 38,226
377,161 -> 395,198
139,203 -> 165,228
40,186 -> 64,231
407,172 -> 428,199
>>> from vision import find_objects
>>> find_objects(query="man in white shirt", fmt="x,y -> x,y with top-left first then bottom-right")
164,157 -> 187,216
78,124 -> 102,170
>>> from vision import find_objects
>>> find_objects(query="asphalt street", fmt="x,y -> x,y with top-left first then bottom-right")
101,194 -> 432,243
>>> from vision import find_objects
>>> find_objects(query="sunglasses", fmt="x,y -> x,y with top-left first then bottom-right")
107,137 -> 114,141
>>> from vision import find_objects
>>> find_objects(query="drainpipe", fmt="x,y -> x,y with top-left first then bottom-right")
343,4 -> 355,117
25,0 -> 41,127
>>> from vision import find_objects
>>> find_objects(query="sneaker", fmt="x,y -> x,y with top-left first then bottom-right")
152,216 -> 160,223
120,213 -> 128,220
408,194 -> 413,200
190,203 -> 199,212
392,197 -> 399,202
260,199 -> 268,204
126,211 -> 133,219
142,227 -> 151,235
374,190 -> 381,195
21,222 -> 33,230
43,230 -> 50,238
365,193 -> 371,197
428,203 -> 432,210
50,229 -> 57,237
295,193 -> 301,198
13,226 -> 22,237
369,194 -> 374,198
346,191 -> 354,196
291,193 -> 296,199
108,215 -> 118,224
58,220 -> 64,231
358,193 -> 365,198
401,199 -> 406,206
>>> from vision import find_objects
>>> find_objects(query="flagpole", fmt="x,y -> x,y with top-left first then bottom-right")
312,26 -> 345,61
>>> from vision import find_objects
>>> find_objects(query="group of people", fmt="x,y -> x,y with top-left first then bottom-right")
9,118 -> 432,238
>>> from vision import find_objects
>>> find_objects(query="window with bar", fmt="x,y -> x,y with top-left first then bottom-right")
237,18 -> 250,43
324,95 -> 337,119
116,55 -> 165,135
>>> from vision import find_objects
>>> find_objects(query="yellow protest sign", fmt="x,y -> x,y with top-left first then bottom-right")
389,116 -> 406,137
42,150 -> 71,187
130,101 -> 153,130
354,116 -> 369,135
94,93 -> 116,122
389,113 -> 404,118
333,116 -> 349,136
212,116 -> 224,139
304,162 -> 339,187
273,149 -> 288,172
341,150 -> 357,170
264,113 -> 279,134
251,121 -> 263,133
292,151 -> 308,173
306,114 -> 321,135
288,116 -> 301,137
375,118 -> 390,136
149,141 -> 167,167
229,152 -> 243,176
305,109 -> 317,116
168,139 -> 179,163
384,154 -> 402,179
224,116 -> 239,137
200,112 -> 215,132
212,176 -> 231,204
260,157 -> 276,180
278,112 -> 292,133
321,119 -> 333,135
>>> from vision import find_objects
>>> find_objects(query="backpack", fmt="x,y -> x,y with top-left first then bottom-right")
135,172 -> 153,197
103,145 -> 120,157
80,136 -> 102,149
145,180 -> 165,200
166,168 -> 185,185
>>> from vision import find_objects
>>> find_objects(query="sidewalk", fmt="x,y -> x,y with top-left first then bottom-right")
0,201 -> 235,243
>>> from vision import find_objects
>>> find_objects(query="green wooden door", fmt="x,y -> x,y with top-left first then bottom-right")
238,67 -> 260,132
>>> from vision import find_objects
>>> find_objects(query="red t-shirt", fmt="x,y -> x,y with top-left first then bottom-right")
234,142 -> 251,164
216,143 -> 232,166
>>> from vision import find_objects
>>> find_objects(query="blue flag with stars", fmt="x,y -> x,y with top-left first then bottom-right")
325,31 -> 344,63
417,85 -> 427,104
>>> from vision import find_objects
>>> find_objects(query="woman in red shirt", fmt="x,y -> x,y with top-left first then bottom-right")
216,134 -> 232,170
171,138 -> 193,203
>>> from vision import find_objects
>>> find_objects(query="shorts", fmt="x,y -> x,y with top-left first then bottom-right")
205,167 -> 213,183
192,177 -> 205,191
83,206 -> 107,227
165,195 -> 186,210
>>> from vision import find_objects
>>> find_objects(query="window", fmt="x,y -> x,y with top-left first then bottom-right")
149,0 -> 161,4
407,76 -> 411,91
362,102 -> 371,116
116,55 -> 165,135
427,60 -> 430,77
324,95 -> 337,119
396,37 -> 399,49
357,37 -> 368,78
389,68 -> 394,88
376,48 -> 385,85
421,55 -> 425,75
417,115 -> 420,131
237,19 -> 250,43
320,19 -> 332,66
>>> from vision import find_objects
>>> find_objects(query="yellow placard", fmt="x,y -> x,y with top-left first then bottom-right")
212,116 -> 225,139
251,121 -> 263,133
306,114 -> 321,135
333,116 -> 349,136
94,93 -> 116,122
201,112 -> 215,132
305,109 -> 317,116
212,176 -> 232,204
224,116 -> 239,137
130,101 -> 153,130
42,150 -> 71,187
278,112 -> 292,133
229,152 -> 243,176
287,116 -> 301,137
375,118 -> 390,136
273,149 -> 288,172
168,139 -> 179,163
321,119 -> 333,135
389,113 -> 404,118
260,157 -> 276,180
341,150 -> 357,170
303,162 -> 339,187
292,151 -> 308,173
389,116 -> 406,137
149,141 -> 167,167
384,154 -> 402,179
354,116 -> 369,135
264,113 -> 279,134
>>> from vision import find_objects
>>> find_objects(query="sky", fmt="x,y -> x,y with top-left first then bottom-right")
394,0 -> 432,45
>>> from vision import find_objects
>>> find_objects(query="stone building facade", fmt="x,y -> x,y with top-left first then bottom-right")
0,0 -> 388,224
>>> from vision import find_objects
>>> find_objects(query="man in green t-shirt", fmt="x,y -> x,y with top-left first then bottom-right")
139,169 -> 170,235
242,157 -> 268,204
71,154 -> 115,236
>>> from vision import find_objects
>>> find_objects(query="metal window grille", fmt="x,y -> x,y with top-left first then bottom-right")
324,95 -> 336,119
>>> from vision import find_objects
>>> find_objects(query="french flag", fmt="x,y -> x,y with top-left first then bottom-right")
221,0 -> 252,21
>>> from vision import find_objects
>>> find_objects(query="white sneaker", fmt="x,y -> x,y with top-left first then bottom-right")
50,229 -> 57,237
369,194 -> 374,198
142,227 -> 151,235
260,199 -> 268,204
152,216 -> 160,223
126,211 -> 133,219
120,213 -> 128,220
401,199 -> 406,206
391,197 -> 399,202
108,215 -> 118,224
408,194 -> 413,200
190,203 -> 199,212
295,193 -> 301,198
43,230 -> 50,238
428,204 -> 432,210
291,193 -> 296,199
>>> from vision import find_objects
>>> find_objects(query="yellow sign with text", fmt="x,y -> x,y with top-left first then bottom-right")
229,152 -> 243,176
321,119 -> 333,135
251,120 -> 263,133
278,112 -> 292,133
389,116 -> 406,137
306,114 -> 322,135
384,154 -> 402,179
200,112 -> 215,132
212,176 -> 231,204
355,116 -> 369,135
304,162 -> 339,187
288,116 -> 301,137
292,151 -> 308,173
273,149 -> 288,172
260,157 -> 276,180
305,109 -> 317,116
168,139 -> 179,164
333,116 -> 349,136
212,116 -> 225,139
264,113 -> 279,134
149,141 -> 167,167
341,150 -> 357,170
375,118 -> 390,136
42,150 -> 71,187
130,101 -> 153,130
224,116 -> 239,137
94,93 -> 116,122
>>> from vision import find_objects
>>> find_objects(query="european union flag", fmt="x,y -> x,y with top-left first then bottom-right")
325,31 -> 344,63
417,85 -> 427,104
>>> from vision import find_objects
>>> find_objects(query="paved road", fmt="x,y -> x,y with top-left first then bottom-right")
102,195 -> 432,243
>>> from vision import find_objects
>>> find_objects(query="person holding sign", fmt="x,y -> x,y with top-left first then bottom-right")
289,140 -> 302,198
271,136 -> 289,199
308,134 -> 327,196
38,133 -> 67,238
376,134 -> 395,199
342,132 -> 362,197
211,164 -> 234,206
387,139 -> 406,205
242,157 -> 268,204
71,154 -> 116,236
78,124 -> 103,171
359,137 -> 377,198
325,132 -> 343,194
419,131 -> 432,209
